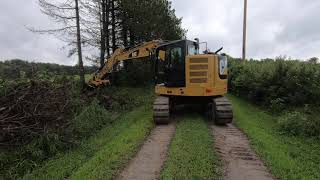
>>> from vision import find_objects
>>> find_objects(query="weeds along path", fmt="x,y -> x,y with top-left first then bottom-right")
117,124 -> 176,180
211,124 -> 274,180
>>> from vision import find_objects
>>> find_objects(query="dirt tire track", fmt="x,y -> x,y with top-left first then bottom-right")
117,123 -> 175,180
211,124 -> 274,180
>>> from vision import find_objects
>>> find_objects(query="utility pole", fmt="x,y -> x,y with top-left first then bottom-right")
242,0 -> 247,61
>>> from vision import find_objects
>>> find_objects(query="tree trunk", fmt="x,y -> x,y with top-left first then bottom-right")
105,0 -> 110,57
129,29 -> 135,46
122,14 -> 128,47
111,0 -> 116,52
75,0 -> 85,89
100,0 -> 106,68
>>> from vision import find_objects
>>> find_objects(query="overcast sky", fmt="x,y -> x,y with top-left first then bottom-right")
0,0 -> 320,65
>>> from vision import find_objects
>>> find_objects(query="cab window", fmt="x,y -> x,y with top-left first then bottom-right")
170,47 -> 182,65
188,45 -> 197,55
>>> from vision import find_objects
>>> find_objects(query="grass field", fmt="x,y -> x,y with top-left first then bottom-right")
228,95 -> 320,180
23,105 -> 153,180
160,114 -> 222,180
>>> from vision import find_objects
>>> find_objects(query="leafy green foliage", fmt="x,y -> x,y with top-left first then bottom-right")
69,106 -> 153,180
112,60 -> 154,86
161,115 -> 222,180
278,111 -> 320,137
0,59 -> 96,80
97,86 -> 154,110
228,95 -> 320,180
71,100 -> 118,136
23,105 -> 153,180
228,57 -> 320,136
269,98 -> 285,113
0,131 -> 73,179
0,77 -> 153,179
228,57 -> 320,107
120,0 -> 185,43
278,111 -> 307,136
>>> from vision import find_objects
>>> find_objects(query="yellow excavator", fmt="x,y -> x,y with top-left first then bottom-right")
88,39 -> 233,125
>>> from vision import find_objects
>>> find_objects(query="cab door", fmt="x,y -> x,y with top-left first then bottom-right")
165,45 -> 186,87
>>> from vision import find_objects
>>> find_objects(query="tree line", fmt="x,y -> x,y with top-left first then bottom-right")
0,59 -> 95,80
35,0 -> 185,88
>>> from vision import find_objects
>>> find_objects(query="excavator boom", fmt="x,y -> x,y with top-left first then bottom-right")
88,40 -> 163,87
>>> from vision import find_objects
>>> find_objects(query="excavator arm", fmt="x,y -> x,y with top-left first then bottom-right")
88,40 -> 163,87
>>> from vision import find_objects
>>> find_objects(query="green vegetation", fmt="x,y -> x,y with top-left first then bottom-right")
228,95 -> 320,180
160,115 -> 221,180
23,105 -> 153,180
228,57 -> 320,137
277,111 -> 320,137
114,60 -> 154,86
119,0 -> 185,42
229,57 -> 320,108
0,82 -> 154,179
0,59 -> 95,80
70,100 -> 119,137
69,106 -> 153,180
73,74 -> 92,82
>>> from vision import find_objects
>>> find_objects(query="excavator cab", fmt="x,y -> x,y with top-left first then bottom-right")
155,40 -> 199,87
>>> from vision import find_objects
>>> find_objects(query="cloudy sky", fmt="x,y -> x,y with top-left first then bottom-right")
1,0 -> 320,65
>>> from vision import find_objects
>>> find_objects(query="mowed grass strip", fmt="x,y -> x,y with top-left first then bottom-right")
228,95 -> 320,180
23,105 -> 153,180
69,106 -> 153,179
160,115 -> 221,180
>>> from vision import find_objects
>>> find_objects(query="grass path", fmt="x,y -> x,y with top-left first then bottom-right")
160,114 -> 222,180
228,95 -> 320,180
23,105 -> 153,180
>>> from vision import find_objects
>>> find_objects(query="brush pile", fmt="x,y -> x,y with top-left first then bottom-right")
0,80 -> 73,147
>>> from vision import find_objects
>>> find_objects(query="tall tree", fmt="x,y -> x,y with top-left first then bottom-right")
111,0 -> 117,52
99,0 -> 107,67
34,0 -> 86,88
34,0 -> 185,75
105,0 -> 111,57
119,0 -> 185,45
75,0 -> 85,87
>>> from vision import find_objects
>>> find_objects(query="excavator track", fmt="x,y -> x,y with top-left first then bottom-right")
153,96 -> 170,124
208,96 -> 233,125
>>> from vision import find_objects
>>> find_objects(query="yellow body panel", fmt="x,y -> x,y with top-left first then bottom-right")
155,54 -> 228,97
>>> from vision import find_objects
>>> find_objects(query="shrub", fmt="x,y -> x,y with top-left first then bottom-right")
277,111 -> 320,137
270,98 -> 285,113
113,59 -> 154,86
228,57 -> 320,108
228,57 -> 320,137
278,111 -> 306,136
71,100 -> 116,136
303,115 -> 320,137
